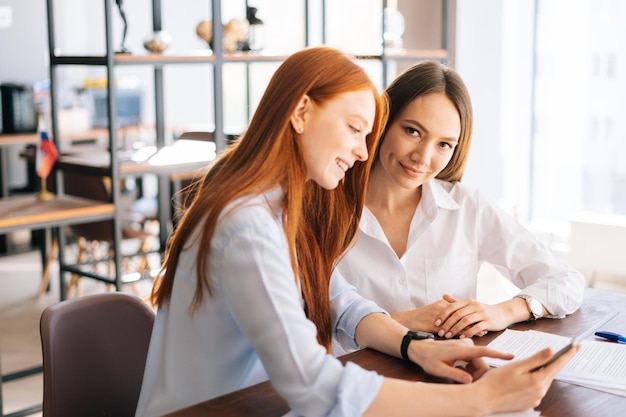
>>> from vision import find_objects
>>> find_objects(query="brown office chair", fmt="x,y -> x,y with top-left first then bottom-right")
62,169 -> 158,297
39,292 -> 155,417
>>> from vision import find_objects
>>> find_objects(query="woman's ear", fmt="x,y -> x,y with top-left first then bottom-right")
290,94 -> 310,134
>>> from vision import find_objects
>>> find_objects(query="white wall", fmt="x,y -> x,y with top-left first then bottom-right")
455,0 -> 505,207
0,1 -> 47,188
0,0 -> 48,83
455,0 -> 535,225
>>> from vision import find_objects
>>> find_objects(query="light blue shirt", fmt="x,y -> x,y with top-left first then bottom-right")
135,188 -> 385,417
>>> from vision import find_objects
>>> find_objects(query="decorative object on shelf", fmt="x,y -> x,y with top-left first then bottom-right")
195,18 -> 250,53
245,6 -> 264,51
35,113 -> 58,201
224,18 -> 249,52
115,0 -> 131,54
143,30 -> 172,53
196,19 -> 212,46
382,6 -> 405,50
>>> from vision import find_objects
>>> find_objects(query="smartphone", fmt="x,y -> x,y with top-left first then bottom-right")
529,310 -> 619,372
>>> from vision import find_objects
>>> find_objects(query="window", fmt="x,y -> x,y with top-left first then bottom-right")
530,0 -> 626,228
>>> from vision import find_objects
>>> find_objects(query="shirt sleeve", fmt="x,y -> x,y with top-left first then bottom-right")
330,269 -> 388,351
214,210 -> 383,416
474,190 -> 585,317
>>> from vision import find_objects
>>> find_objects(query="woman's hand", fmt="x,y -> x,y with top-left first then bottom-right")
391,299 -> 452,333
434,294 -> 523,338
472,345 -> 580,414
363,338 -> 579,417
407,338 -> 514,384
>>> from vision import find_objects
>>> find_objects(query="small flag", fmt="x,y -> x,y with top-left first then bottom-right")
35,115 -> 58,179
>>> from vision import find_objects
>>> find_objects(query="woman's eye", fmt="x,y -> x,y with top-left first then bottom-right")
405,127 -> 420,137
349,125 -> 361,134
440,142 -> 453,150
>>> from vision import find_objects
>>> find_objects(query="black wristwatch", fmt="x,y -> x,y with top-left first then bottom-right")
400,330 -> 434,362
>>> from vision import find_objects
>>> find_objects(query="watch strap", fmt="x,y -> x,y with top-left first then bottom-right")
400,330 -> 434,361
515,294 -> 541,320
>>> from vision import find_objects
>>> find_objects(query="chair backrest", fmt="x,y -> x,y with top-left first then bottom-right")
40,292 -> 155,417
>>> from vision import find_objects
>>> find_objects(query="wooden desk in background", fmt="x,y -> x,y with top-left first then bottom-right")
0,194 -> 115,298
18,139 -> 215,249
0,194 -> 114,234
56,139 -> 215,176
165,288 -> 626,417
0,129 -> 114,197
0,126 -> 152,198
0,128 -> 141,254
56,139 -> 215,248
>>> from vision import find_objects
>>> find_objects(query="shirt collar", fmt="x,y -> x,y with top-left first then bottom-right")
424,179 -> 460,212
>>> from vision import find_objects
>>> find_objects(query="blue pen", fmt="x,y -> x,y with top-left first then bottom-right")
595,331 -> 626,343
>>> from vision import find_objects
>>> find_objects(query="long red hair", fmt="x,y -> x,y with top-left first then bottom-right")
151,46 -> 387,350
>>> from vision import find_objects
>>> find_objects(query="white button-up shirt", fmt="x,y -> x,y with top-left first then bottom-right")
135,188 -> 385,417
336,179 -> 584,318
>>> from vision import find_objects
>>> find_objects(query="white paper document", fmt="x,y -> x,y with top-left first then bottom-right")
485,329 -> 626,396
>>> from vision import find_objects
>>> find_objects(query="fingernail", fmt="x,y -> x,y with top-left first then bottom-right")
445,332 -> 452,339
438,329 -> 445,337
459,334 -> 465,339
435,319 -> 441,326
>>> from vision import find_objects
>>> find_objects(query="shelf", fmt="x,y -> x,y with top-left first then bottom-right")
49,48 -> 449,67
50,50 -> 302,66
115,50 -> 214,65
365,48 -> 449,61
115,50 -> 294,65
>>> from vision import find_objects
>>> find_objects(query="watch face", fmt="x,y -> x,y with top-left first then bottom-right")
529,298 -> 543,317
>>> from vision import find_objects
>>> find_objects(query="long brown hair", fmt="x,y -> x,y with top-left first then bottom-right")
151,46 -> 387,350
380,60 -> 473,181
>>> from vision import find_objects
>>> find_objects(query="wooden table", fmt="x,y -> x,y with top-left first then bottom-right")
1,128 -> 136,254
17,139 -> 215,248
165,288 -> 626,417
0,194 -> 114,234
0,193 -> 115,296
0,129 -> 120,198
56,139 -> 215,177
55,139 -> 215,248
5,139 -> 214,303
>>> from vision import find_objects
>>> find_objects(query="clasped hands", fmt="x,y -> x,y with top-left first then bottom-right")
392,294 -> 517,339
